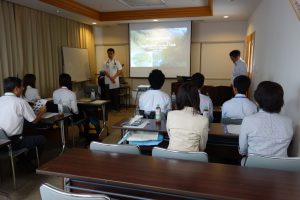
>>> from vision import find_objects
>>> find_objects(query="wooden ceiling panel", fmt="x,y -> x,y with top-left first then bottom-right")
40,0 -> 213,21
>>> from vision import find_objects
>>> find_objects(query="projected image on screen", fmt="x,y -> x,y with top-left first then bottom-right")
130,21 -> 191,78
131,28 -> 188,67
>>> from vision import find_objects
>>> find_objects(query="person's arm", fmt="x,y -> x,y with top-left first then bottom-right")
199,118 -> 209,151
239,119 -> 249,156
32,106 -> 47,124
70,93 -> 79,114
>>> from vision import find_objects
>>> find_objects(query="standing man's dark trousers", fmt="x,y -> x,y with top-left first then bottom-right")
109,88 -> 120,111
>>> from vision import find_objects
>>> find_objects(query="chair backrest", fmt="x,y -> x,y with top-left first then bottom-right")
152,147 -> 208,162
221,117 -> 243,125
0,128 -> 9,140
40,183 -> 110,200
90,142 -> 141,155
243,155 -> 300,172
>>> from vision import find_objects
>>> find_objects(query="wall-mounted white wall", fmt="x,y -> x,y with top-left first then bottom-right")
247,0 -> 300,156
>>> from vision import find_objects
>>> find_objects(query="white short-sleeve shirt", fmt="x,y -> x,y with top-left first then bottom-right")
239,110 -> 293,157
222,94 -> 257,119
199,93 -> 214,122
167,107 -> 209,152
232,59 -> 248,83
103,59 -> 122,89
0,93 -> 36,136
139,89 -> 171,114
24,85 -> 41,103
53,87 -> 78,114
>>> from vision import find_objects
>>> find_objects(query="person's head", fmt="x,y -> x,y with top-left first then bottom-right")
3,77 -> 23,97
107,48 -> 115,60
176,82 -> 200,114
229,50 -> 241,63
22,74 -> 36,96
254,81 -> 284,113
59,73 -> 72,90
233,75 -> 251,94
191,73 -> 205,89
148,69 -> 165,90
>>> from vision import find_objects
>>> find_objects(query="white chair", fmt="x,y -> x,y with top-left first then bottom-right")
90,142 -> 140,155
242,155 -> 300,172
40,183 -> 110,200
152,147 -> 208,162
0,128 -> 39,189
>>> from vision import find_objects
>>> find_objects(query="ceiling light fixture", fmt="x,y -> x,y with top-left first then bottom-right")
92,22 -> 97,25
223,15 -> 229,19
56,10 -> 60,13
153,19 -> 158,22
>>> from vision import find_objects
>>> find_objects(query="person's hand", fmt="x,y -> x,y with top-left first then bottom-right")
110,77 -> 116,83
38,106 -> 47,115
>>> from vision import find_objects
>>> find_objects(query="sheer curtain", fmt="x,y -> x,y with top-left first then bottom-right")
0,0 -> 96,97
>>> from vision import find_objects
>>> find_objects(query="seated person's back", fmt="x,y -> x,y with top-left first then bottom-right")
139,69 -> 171,114
23,74 -> 41,103
239,81 -> 293,157
167,82 -> 208,152
191,73 -> 214,122
222,75 -> 257,120
52,73 -> 78,114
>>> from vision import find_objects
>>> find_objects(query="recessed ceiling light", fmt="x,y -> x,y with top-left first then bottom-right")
56,10 -> 60,13
92,22 -> 97,25
224,15 -> 229,19
153,19 -> 158,22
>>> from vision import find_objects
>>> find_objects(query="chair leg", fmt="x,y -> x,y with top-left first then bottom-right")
8,144 -> 16,189
35,146 -> 40,167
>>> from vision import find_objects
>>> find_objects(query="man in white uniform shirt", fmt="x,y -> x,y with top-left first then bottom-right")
0,77 -> 46,165
229,50 -> 248,83
139,69 -> 171,117
222,75 -> 257,121
191,73 -> 214,122
102,48 -> 123,111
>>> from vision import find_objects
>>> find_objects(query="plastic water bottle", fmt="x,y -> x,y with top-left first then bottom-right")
58,99 -> 63,114
90,88 -> 96,100
155,104 -> 161,123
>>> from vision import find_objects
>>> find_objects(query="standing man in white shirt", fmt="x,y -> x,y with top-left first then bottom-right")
191,73 -> 214,122
229,50 -> 248,83
222,75 -> 257,121
102,48 -> 123,111
139,69 -> 171,117
0,77 -> 46,166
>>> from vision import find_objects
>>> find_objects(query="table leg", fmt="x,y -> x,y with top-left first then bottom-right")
60,120 -> 66,154
100,104 -> 109,136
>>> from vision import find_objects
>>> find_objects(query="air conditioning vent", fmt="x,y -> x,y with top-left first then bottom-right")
290,0 -> 300,20
118,0 -> 166,8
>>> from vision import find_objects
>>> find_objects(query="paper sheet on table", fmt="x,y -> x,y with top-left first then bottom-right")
127,131 -> 159,141
90,100 -> 107,104
226,124 -> 241,135
42,112 -> 59,119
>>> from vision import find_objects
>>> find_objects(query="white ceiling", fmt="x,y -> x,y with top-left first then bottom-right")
6,0 -> 262,26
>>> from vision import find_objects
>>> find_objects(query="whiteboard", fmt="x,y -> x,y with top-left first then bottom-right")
62,47 -> 91,82
201,42 -> 244,79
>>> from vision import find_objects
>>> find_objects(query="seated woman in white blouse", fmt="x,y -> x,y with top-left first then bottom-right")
239,81 -> 293,157
167,82 -> 209,152
23,74 -> 41,103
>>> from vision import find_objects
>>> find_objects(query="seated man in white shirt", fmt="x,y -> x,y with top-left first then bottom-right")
191,73 -> 214,122
0,77 -> 46,167
222,75 -> 257,122
139,69 -> 171,118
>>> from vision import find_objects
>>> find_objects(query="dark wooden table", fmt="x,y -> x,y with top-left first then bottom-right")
77,99 -> 110,135
37,148 -> 300,200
